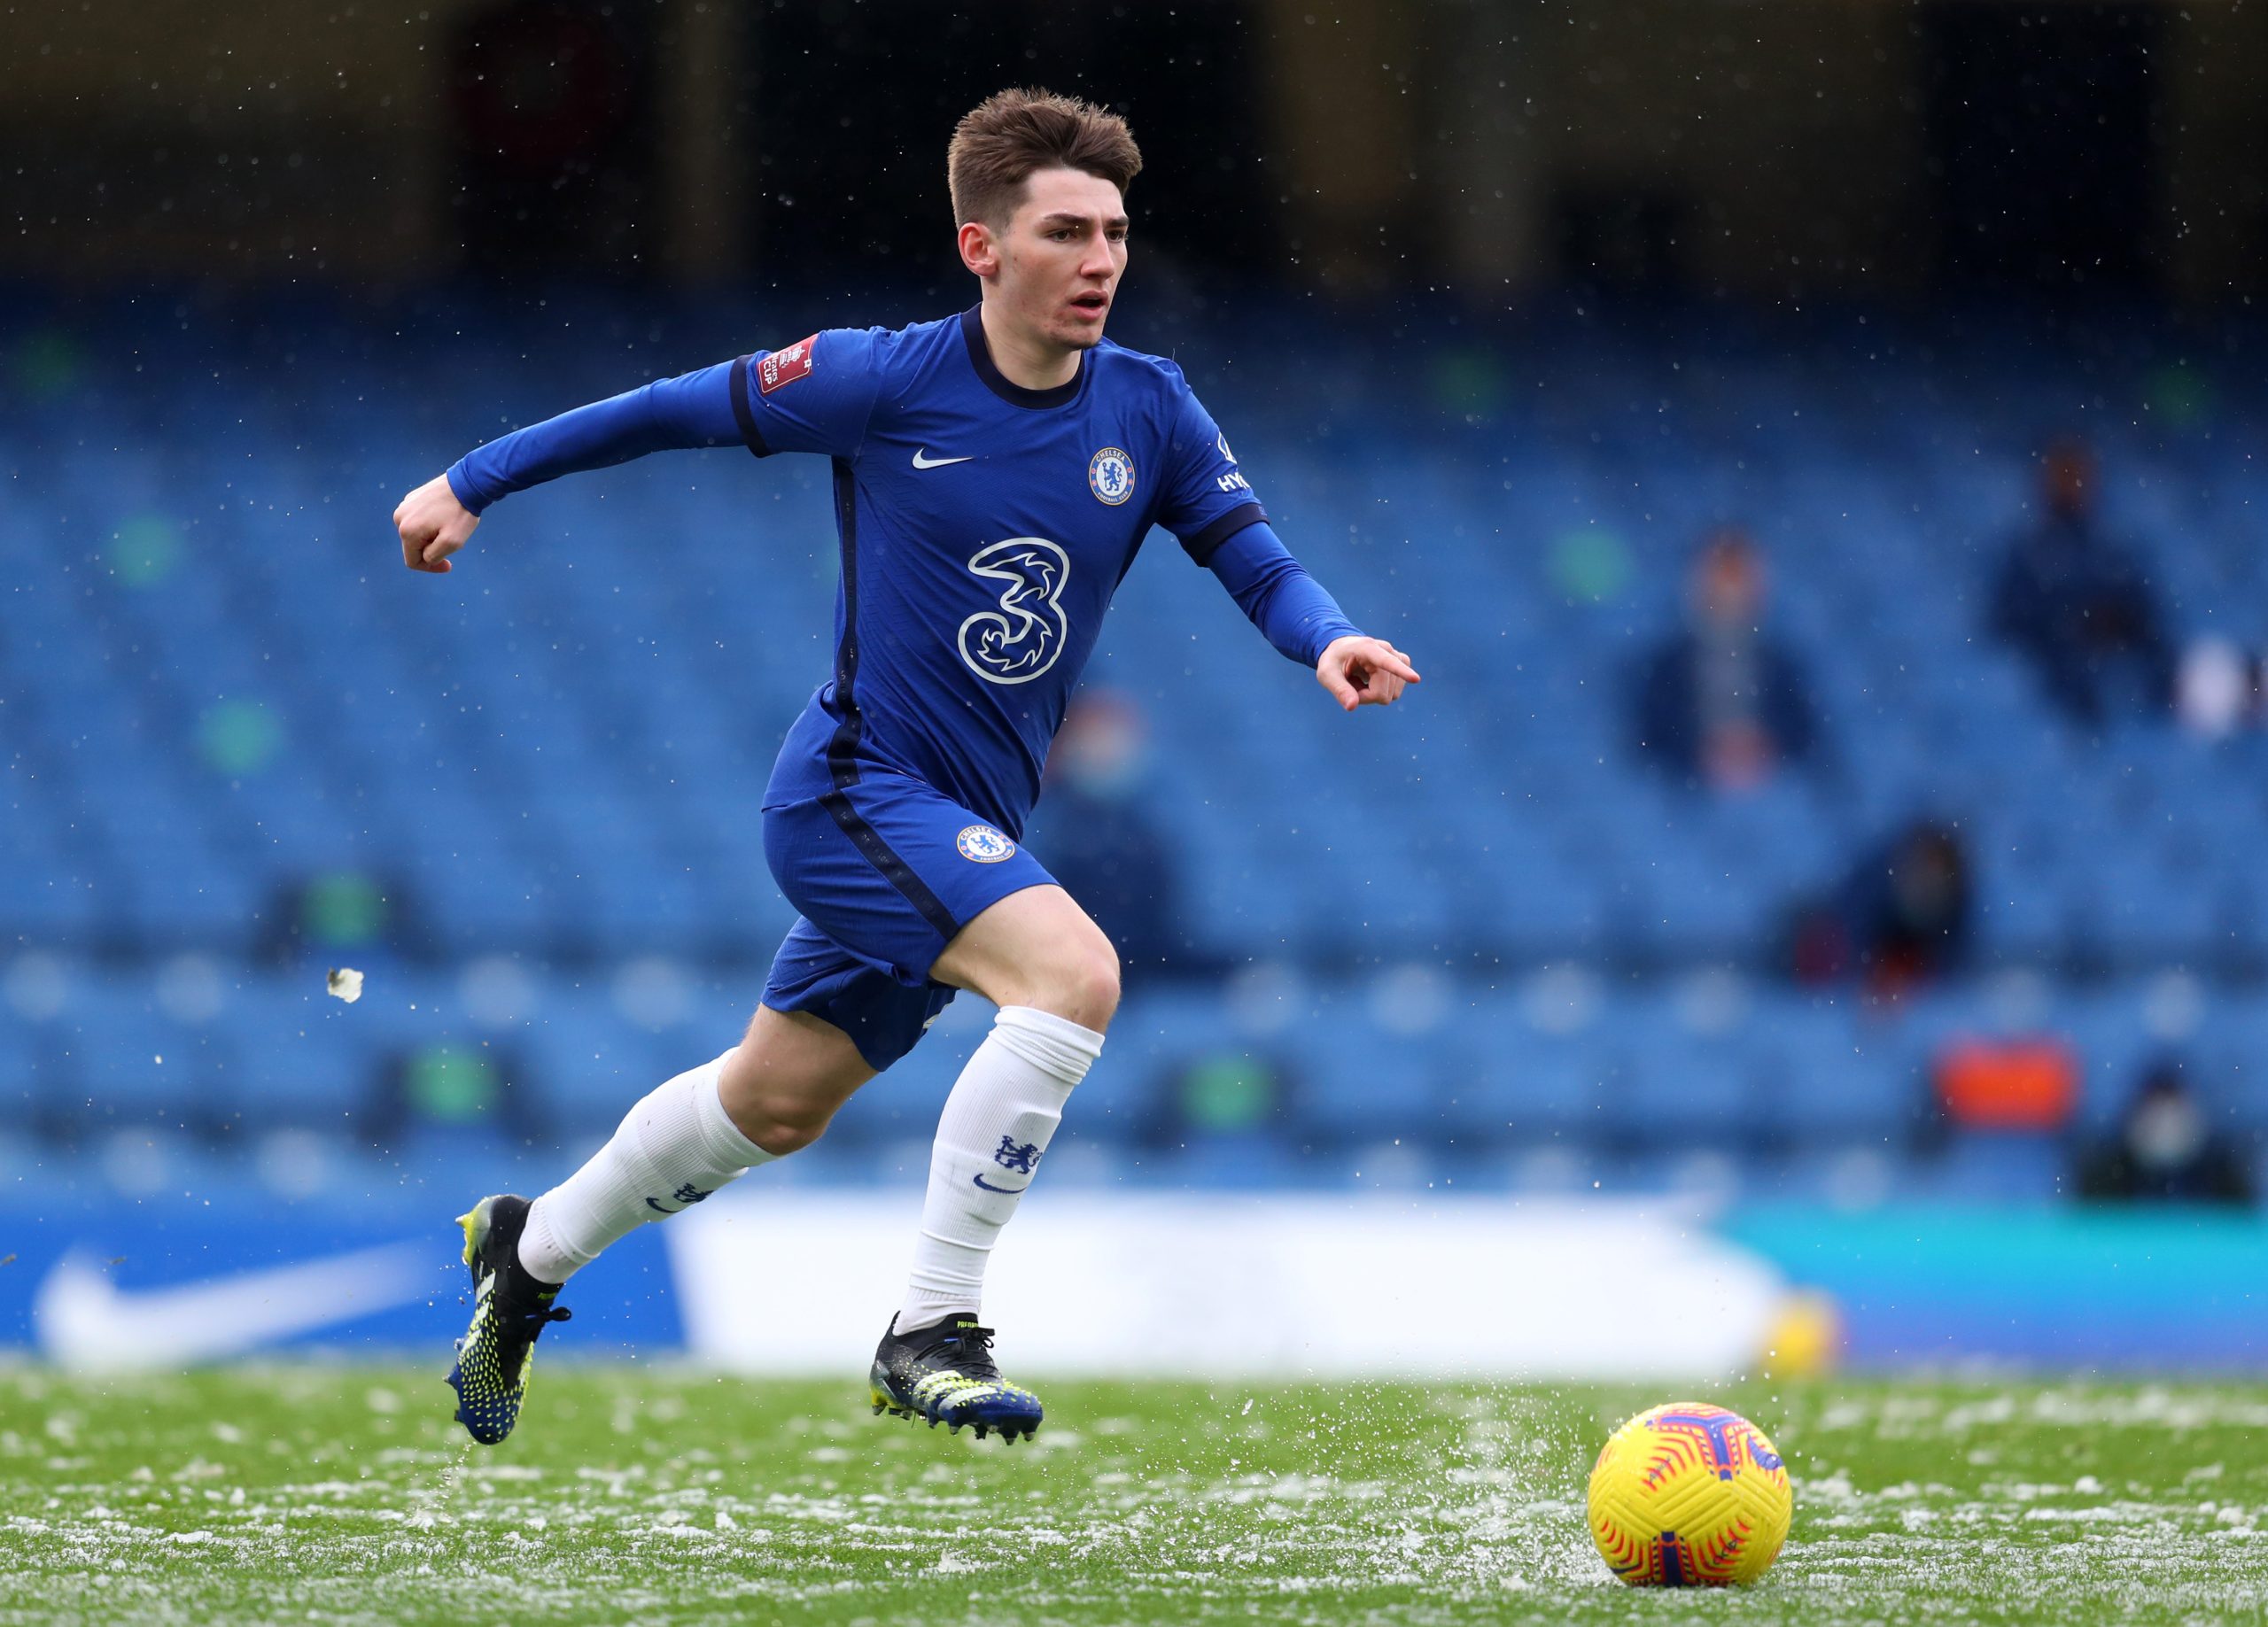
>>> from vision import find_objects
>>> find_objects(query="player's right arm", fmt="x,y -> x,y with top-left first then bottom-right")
394,330 -> 882,573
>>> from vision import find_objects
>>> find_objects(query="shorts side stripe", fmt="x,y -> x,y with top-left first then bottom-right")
818,789 -> 961,943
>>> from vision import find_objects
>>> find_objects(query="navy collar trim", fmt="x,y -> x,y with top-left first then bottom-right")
959,306 -> 1086,410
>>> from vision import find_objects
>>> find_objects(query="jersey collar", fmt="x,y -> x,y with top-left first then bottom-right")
959,306 -> 1088,410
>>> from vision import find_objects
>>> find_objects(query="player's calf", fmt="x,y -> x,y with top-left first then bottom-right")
897,1004 -> 1102,1334
514,1047 -> 793,1284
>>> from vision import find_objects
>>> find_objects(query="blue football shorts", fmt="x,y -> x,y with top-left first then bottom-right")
758,769 -> 1056,1070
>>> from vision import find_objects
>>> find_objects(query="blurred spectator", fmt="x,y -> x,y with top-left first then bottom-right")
2073,1059 -> 2254,1205
1029,690 -> 1203,984
1635,530 -> 1820,792
1790,819 -> 1974,996
1990,439 -> 2175,728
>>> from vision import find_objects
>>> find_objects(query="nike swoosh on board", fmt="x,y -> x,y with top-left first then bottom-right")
32,1243 -> 434,1372
912,449 -> 975,469
971,1174 -> 1029,1193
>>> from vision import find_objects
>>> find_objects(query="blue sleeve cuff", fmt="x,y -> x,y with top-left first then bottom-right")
1300,618 -> 1365,670
445,461 -> 490,516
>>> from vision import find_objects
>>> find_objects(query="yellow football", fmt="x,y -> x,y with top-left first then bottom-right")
1587,1402 -> 1792,1585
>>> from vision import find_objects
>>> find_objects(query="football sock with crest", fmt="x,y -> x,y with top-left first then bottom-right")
517,1051 -> 774,1284
898,1005 -> 1103,1333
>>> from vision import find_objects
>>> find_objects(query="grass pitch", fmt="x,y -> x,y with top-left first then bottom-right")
3,1367 -> 2264,1623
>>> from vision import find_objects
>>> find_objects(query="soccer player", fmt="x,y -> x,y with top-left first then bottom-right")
392,89 -> 1419,1448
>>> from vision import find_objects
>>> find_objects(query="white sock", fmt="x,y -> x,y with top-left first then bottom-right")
899,1005 -> 1103,1332
517,1051 -> 773,1284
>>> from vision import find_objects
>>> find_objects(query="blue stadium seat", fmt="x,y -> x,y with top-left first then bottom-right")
1751,996 -> 1928,1148
51,977 -> 238,1133
0,1019 -> 41,1129
2054,986 -> 2177,1132
1612,996 -> 1765,1151
1091,987 -> 1245,1143
1441,991 -> 1613,1143
517,1003 -> 677,1135
1910,1133 -> 2071,1203
2193,995 -> 2268,1135
224,986 -> 377,1130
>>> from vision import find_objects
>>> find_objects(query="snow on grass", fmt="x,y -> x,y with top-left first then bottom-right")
2,1368 -> 2266,1623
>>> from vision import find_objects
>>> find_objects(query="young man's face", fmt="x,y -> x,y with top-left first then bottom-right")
982,167 -> 1129,353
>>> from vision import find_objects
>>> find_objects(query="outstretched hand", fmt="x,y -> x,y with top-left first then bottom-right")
1317,635 -> 1421,712
394,472 -> 478,574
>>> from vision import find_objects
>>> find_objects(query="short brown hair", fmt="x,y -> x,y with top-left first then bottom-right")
947,88 -> 1142,229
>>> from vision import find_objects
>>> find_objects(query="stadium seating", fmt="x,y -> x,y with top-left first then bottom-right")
3,291 -> 2264,1195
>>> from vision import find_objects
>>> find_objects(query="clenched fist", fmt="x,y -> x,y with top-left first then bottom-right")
394,473 -> 479,574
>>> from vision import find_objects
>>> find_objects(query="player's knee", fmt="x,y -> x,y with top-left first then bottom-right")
716,1053 -> 835,1158
1079,949 -> 1122,1027
1042,938 -> 1120,1031
747,1112 -> 830,1158
726,1091 -> 835,1158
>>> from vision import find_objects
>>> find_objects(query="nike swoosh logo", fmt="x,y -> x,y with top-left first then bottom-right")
32,1243 -> 434,1372
913,449 -> 974,469
971,1174 -> 1029,1194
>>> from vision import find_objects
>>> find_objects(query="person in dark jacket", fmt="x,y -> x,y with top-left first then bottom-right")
1026,689 -> 1199,984
2074,1059 -> 2254,1205
1991,438 -> 2175,728
1789,818 -> 1973,997
1636,529 -> 1819,792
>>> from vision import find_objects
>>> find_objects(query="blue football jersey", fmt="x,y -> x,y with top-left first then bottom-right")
740,308 -> 1266,833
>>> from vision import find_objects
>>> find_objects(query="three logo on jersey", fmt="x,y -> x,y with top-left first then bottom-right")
958,539 -> 1071,686
921,438 -> 1236,686
917,447 -> 1129,686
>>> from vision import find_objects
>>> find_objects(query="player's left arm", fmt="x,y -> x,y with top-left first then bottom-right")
1206,523 -> 1421,711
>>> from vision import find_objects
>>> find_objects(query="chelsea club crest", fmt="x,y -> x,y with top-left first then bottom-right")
956,825 -> 1017,864
1088,446 -> 1135,507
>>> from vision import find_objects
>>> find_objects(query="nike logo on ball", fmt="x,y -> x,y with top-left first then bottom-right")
913,449 -> 974,469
